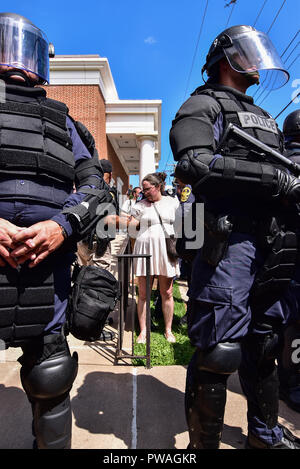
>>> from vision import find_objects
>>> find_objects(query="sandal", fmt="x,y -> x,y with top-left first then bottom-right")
164,330 -> 176,343
137,332 -> 146,344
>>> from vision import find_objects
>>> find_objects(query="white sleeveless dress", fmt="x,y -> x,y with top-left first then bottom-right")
131,196 -> 180,277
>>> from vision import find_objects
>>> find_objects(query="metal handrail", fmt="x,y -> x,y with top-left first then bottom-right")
115,238 -> 152,368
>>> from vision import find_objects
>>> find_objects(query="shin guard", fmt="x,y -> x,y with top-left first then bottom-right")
20,333 -> 78,449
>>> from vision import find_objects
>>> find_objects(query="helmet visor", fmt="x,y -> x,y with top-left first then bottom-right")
223,29 -> 289,90
0,15 -> 49,83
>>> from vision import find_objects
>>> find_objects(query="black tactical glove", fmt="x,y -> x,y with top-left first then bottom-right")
274,169 -> 300,204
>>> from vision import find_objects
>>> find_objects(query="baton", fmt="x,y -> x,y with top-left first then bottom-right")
217,123 -> 300,177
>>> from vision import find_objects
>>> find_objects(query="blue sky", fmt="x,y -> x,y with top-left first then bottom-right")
2,0 -> 299,187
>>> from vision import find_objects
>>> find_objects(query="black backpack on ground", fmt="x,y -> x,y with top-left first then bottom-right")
67,263 -> 120,342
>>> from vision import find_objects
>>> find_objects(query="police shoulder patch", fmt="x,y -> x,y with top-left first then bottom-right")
181,186 -> 191,202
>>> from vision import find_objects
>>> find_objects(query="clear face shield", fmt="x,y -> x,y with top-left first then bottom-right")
0,15 -> 49,84
223,29 -> 289,90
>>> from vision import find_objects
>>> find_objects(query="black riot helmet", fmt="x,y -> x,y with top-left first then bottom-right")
283,110 -> 300,138
202,25 -> 289,90
0,12 -> 54,85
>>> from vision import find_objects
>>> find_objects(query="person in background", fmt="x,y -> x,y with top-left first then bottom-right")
77,159 -> 119,273
121,186 -> 142,216
128,172 -> 180,344
174,176 -> 195,325
100,159 -> 120,214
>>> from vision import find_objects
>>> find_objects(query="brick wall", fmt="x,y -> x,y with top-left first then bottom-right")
43,84 -> 128,194
107,138 -> 129,195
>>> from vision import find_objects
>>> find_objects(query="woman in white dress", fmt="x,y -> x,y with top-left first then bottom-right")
129,172 -> 180,344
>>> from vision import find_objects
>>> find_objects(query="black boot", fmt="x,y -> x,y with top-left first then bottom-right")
246,425 -> 300,449
179,313 -> 188,326
99,328 -> 115,341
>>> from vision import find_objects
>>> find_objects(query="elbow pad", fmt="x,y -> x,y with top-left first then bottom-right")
62,188 -> 113,240
175,149 -> 211,184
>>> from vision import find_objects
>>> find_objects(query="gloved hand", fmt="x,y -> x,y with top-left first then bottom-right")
274,169 -> 300,203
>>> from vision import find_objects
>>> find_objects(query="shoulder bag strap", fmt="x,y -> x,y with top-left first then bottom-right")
153,203 -> 167,238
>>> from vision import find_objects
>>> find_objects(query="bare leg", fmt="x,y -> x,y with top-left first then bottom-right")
158,276 -> 176,342
137,275 -> 153,343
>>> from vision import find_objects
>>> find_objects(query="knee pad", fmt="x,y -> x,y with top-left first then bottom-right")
196,342 -> 242,375
20,335 -> 78,401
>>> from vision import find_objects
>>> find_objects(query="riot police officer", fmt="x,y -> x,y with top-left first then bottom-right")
0,12 -> 110,449
277,110 -> 300,413
170,25 -> 300,448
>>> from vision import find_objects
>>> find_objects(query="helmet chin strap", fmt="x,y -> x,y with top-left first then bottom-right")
244,71 -> 260,86
0,69 -> 36,87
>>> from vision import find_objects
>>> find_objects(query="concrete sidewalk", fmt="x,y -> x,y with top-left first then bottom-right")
0,325 -> 299,449
0,236 -> 299,449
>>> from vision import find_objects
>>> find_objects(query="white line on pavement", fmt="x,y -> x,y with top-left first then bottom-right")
131,367 -> 137,449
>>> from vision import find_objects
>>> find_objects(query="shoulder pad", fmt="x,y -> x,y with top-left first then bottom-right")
174,94 -> 221,122
170,95 -> 219,160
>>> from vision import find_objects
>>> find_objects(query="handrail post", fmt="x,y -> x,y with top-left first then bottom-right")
145,256 -> 151,369
115,245 -> 152,368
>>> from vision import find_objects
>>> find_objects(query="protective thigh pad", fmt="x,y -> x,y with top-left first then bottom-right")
197,342 -> 242,375
20,336 -> 78,401
250,230 -> 298,313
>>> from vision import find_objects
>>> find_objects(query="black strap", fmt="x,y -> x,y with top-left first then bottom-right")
153,203 -> 168,239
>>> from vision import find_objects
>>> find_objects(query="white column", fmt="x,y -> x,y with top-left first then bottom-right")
138,136 -> 156,185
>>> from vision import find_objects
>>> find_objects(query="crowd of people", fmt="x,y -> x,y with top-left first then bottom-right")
0,11 -> 299,451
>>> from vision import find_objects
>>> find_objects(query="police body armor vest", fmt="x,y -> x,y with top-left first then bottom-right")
194,87 -> 298,312
0,86 -> 75,186
193,85 -> 283,159
0,86 -> 75,347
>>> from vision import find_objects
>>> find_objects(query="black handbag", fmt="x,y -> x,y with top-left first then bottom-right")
66,262 -> 120,342
153,203 -> 179,263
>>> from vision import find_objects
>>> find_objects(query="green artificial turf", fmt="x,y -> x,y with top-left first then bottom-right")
132,281 -> 195,367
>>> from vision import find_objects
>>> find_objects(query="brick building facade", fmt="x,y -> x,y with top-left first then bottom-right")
46,55 -> 161,200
